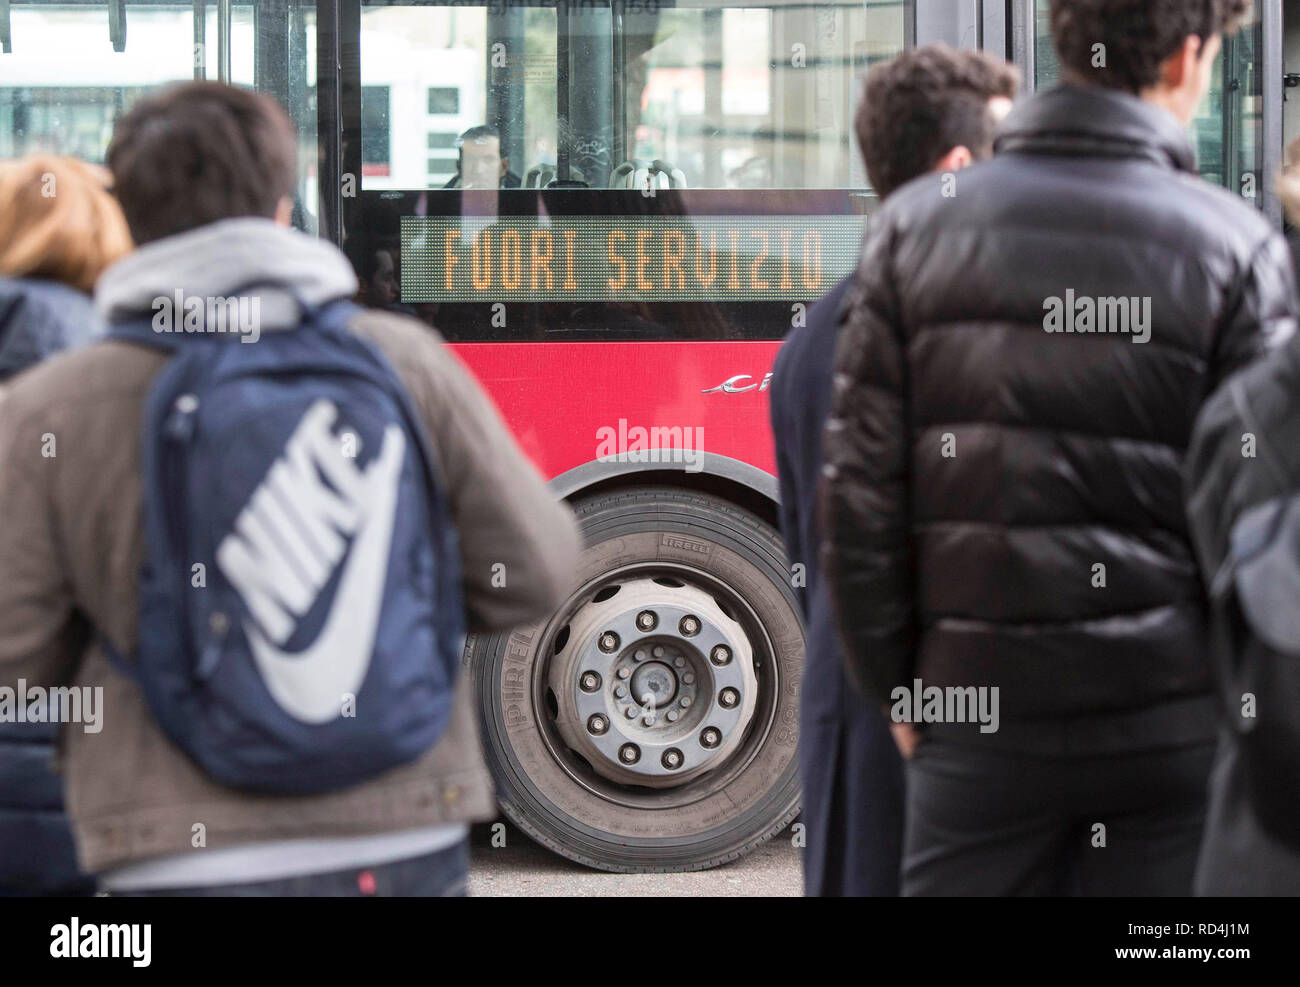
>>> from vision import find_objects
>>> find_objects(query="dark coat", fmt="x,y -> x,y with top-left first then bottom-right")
771,275 -> 903,896
0,277 -> 98,895
820,85 -> 1297,734
0,278 -> 100,381
1184,286 -> 1300,890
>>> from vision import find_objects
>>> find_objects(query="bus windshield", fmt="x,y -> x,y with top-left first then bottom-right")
359,0 -> 904,193
347,1 -> 901,341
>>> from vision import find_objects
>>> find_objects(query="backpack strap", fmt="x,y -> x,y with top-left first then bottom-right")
99,633 -> 138,678
303,298 -> 363,338
106,314 -> 185,352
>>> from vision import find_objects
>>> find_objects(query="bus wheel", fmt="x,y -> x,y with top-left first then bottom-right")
470,485 -> 803,872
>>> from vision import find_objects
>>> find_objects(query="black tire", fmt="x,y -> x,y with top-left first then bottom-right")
469,485 -> 803,872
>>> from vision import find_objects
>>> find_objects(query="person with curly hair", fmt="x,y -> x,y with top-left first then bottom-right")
772,44 -> 1016,897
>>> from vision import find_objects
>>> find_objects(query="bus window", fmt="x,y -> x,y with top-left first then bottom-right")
358,0 -> 904,192
0,0 -> 320,234
359,1 -> 558,191
1032,0 -> 1263,205
624,3 -> 902,190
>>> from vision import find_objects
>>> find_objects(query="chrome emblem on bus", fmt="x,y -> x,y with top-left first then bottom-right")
702,373 -> 773,394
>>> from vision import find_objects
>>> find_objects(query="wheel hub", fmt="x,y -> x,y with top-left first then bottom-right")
631,661 -> 678,708
548,577 -> 759,788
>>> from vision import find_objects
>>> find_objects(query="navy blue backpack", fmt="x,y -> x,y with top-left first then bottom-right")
105,296 -> 463,794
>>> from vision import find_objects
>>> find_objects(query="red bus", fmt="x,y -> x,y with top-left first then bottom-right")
330,0 -> 880,873
0,0 -> 1276,870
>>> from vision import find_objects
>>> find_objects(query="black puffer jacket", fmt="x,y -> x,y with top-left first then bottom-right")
821,85 -> 1298,724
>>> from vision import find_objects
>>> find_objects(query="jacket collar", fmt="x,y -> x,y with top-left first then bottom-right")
995,84 -> 1196,173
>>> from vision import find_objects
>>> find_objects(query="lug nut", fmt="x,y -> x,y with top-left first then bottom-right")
636,610 -> 658,631
711,645 -> 732,666
666,710 -> 679,722
588,714 -> 609,735
642,713 -> 656,726
580,671 -> 601,693
700,727 -> 721,749
652,645 -> 665,658
615,685 -> 627,698
617,666 -> 631,679
662,748 -> 684,769
719,688 -> 739,709
599,632 -> 620,653
679,615 -> 700,636
673,656 -> 685,668
683,672 -> 695,684
634,649 -> 647,662
625,706 -> 639,719
619,743 -> 640,764
680,696 -> 692,708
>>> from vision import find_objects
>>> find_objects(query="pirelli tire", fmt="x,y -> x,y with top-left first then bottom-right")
469,485 -> 803,872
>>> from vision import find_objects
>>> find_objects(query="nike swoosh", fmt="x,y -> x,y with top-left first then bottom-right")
246,424 -> 406,724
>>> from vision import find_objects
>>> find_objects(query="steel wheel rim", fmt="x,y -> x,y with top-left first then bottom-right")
528,560 -> 782,812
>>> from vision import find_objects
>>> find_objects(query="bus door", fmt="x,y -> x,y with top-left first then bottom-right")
1279,0 -> 1300,224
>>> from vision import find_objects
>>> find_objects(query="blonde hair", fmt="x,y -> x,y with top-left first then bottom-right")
0,154 -> 133,294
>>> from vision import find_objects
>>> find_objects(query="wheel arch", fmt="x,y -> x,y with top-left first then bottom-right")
548,453 -> 780,530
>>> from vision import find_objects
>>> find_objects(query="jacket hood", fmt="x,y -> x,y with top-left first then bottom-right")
995,84 -> 1196,173
0,277 -> 100,381
95,218 -> 358,331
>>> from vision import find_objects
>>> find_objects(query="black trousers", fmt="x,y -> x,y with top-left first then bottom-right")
902,733 -> 1215,896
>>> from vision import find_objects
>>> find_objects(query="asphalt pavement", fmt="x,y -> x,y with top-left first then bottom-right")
468,822 -> 802,897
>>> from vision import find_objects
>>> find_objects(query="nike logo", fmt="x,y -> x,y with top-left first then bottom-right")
216,399 -> 406,724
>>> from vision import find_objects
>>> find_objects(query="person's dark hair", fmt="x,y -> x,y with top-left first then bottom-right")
855,45 -> 1019,200
1050,0 -> 1250,93
458,124 -> 502,149
107,81 -> 297,245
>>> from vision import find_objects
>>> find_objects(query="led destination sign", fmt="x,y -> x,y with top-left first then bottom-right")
400,215 -> 864,303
